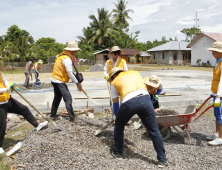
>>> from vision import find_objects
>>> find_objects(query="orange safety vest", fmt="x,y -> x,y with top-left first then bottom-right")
144,77 -> 161,94
111,71 -> 146,100
33,62 -> 42,71
52,52 -> 70,83
212,61 -> 222,94
107,58 -> 125,76
0,71 -> 10,102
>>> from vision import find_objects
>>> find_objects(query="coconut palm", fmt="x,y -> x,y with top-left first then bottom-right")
88,8 -> 117,46
112,0 -> 134,31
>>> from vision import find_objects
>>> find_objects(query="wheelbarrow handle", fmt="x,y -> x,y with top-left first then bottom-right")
195,96 -> 212,113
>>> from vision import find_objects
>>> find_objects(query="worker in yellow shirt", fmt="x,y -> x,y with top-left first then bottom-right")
103,46 -> 128,81
144,75 -> 163,109
51,41 -> 83,122
206,42 -> 222,146
32,59 -> 43,82
108,67 -> 167,168
0,72 -> 48,154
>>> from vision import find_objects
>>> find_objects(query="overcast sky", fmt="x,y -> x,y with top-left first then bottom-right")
0,0 -> 222,44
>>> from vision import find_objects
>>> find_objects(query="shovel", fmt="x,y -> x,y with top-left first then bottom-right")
12,86 -> 65,131
82,88 -> 100,105
94,82 -> 115,136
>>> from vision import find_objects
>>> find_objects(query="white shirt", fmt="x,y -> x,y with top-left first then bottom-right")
212,62 -> 222,96
51,58 -> 78,84
104,57 -> 128,76
110,74 -> 149,103
0,72 -> 9,105
33,63 -> 38,72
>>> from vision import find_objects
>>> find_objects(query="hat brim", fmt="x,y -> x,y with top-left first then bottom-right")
64,47 -> 81,51
38,62 -> 43,64
108,70 -> 124,82
207,47 -> 222,53
145,78 -> 160,88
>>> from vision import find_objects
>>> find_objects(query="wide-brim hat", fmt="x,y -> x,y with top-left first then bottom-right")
207,42 -> 222,53
64,41 -> 81,51
144,75 -> 160,88
108,67 -> 124,82
109,46 -> 122,54
38,59 -> 43,64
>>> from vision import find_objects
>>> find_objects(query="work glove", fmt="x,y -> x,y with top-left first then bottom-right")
214,98 -> 221,107
104,75 -> 109,81
9,82 -> 21,92
154,95 -> 159,101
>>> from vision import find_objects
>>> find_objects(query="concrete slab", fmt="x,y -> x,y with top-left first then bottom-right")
10,70 -> 213,115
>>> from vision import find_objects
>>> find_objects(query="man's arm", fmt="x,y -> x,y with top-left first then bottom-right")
0,72 -> 9,93
63,58 -> 83,91
111,84 -> 120,116
103,62 -> 109,77
123,61 -> 128,71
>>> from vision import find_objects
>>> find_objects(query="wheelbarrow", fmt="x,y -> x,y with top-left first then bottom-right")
156,96 -> 213,140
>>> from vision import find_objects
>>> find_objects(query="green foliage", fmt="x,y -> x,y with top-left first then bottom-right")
180,27 -> 202,42
75,41 -> 94,60
130,56 -> 136,64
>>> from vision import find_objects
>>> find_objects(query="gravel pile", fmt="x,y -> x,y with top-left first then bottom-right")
155,109 -> 180,116
10,114 -> 222,169
89,64 -> 104,72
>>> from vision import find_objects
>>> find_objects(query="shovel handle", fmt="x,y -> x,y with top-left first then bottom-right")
12,87 -> 53,124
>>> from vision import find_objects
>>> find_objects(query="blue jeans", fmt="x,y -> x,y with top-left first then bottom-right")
32,69 -> 39,82
114,95 -> 166,162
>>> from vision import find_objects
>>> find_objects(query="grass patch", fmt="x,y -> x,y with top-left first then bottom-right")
1,69 -> 24,74
75,66 -> 90,72
0,121 -> 34,169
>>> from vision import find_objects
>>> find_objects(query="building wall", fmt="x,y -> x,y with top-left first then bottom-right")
150,50 -> 185,64
190,36 -> 215,66
95,53 -> 112,65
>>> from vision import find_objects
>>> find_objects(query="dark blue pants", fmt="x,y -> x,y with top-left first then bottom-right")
114,95 -> 166,162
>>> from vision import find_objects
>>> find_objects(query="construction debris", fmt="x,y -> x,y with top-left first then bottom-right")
88,64 -> 104,72
155,109 -> 180,116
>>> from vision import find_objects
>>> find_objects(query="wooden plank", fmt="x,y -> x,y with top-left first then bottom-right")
74,94 -> 181,99
74,96 -> 110,99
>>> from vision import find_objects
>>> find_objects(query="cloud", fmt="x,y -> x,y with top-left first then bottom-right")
0,0 -> 222,44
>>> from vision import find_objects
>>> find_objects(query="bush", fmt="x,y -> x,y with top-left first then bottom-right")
130,57 -> 136,64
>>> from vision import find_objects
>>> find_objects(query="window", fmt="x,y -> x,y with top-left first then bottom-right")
154,54 -> 155,59
162,52 -> 164,59
103,55 -> 108,60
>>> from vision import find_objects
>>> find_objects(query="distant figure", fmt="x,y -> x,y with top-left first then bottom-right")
23,58 -> 34,89
32,59 -> 43,82
103,46 -> 128,81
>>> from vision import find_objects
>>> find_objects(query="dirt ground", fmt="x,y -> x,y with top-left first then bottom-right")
4,72 -> 104,82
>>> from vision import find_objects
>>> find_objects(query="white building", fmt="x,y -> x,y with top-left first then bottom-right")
187,33 -> 222,66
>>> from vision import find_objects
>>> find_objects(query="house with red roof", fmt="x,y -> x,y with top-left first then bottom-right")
187,33 -> 222,66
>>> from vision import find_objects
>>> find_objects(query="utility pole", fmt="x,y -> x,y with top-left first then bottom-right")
194,12 -> 199,28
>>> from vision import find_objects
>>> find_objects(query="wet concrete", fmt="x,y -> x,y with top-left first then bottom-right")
10,70 -> 213,115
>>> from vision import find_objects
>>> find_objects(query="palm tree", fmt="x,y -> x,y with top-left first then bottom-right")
112,0 -> 134,33
88,8 -> 118,46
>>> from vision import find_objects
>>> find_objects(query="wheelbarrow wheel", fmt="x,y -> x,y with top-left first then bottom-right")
158,125 -> 172,141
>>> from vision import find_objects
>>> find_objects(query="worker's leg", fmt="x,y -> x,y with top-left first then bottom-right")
51,82 -> 62,117
57,83 -> 75,119
23,73 -> 29,88
0,103 -> 8,148
114,98 -> 137,154
32,69 -> 38,82
7,98 -> 39,127
137,95 -> 166,162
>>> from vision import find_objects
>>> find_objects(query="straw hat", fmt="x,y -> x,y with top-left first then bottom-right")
108,67 -> 124,82
38,59 -> 43,64
110,46 -> 122,54
144,75 -> 160,88
207,42 -> 222,53
64,41 -> 81,51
